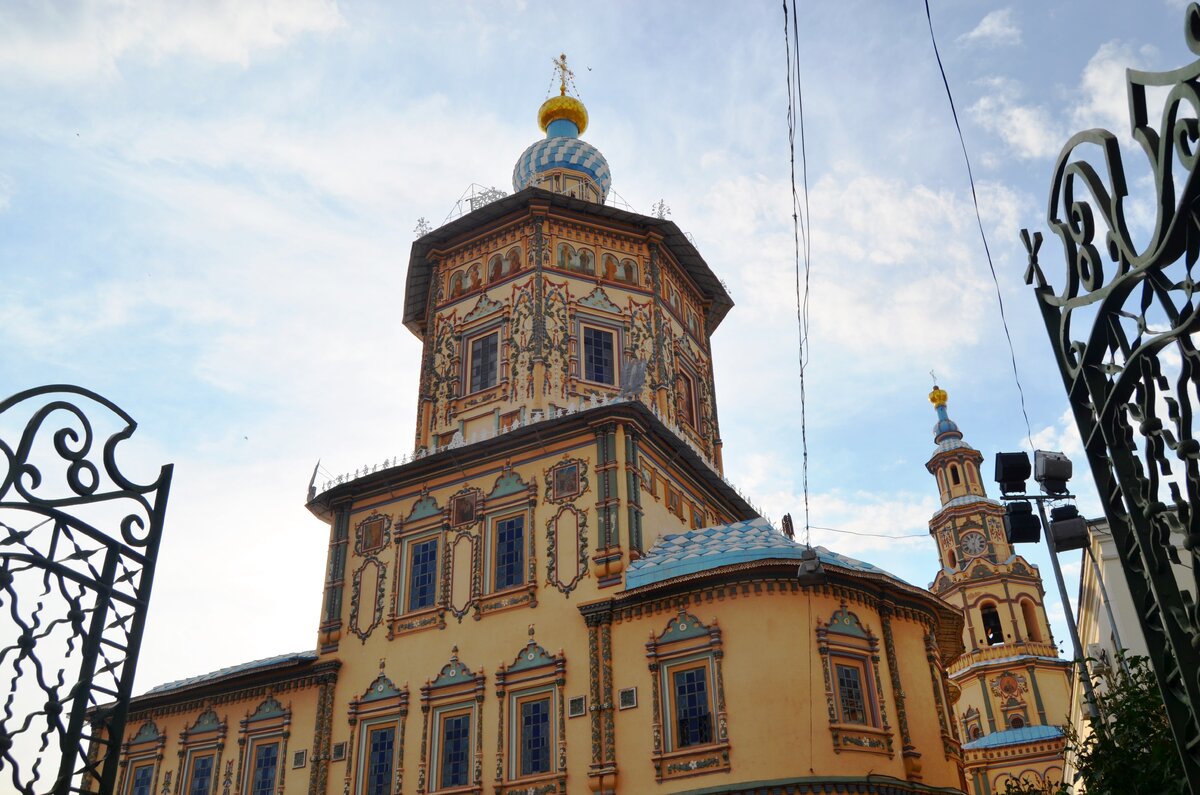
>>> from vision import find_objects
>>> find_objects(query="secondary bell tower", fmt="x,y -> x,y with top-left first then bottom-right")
924,385 -> 1073,793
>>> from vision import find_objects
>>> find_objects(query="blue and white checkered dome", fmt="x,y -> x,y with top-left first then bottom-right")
512,116 -> 612,200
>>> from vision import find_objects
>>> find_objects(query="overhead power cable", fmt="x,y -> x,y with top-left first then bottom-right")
923,0 -> 1036,453
783,0 -> 814,546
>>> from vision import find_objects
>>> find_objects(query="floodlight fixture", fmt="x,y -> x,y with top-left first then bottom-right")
995,451 -> 1032,495
796,546 -> 827,586
1035,450 -> 1073,495
1049,504 -> 1089,552
1004,501 -> 1041,544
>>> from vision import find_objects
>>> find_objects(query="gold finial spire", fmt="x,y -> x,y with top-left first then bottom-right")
553,53 -> 573,96
538,53 -> 588,134
929,383 -> 948,408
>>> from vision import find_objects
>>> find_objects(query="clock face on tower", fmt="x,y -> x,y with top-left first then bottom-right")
961,531 -> 987,557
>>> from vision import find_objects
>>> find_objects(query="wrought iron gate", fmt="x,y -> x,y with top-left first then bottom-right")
1022,5 -> 1200,791
0,385 -> 172,794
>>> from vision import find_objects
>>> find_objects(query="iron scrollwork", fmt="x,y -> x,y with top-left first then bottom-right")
0,385 -> 173,794
1022,6 -> 1200,790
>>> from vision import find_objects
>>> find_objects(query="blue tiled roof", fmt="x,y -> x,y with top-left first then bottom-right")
962,724 -> 1064,750
625,517 -> 899,591
142,651 -> 316,697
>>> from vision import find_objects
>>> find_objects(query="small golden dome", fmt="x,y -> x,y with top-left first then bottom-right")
929,385 -> 948,408
538,94 -> 588,135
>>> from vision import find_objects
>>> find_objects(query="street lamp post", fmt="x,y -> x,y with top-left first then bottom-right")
996,449 -> 1100,721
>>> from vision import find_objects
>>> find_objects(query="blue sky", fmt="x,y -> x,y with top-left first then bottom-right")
1,0 -> 1190,700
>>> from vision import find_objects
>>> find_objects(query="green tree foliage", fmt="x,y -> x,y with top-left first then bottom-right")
1000,654 -> 1182,794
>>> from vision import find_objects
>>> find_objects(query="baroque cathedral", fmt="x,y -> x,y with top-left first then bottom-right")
102,64 -> 1070,795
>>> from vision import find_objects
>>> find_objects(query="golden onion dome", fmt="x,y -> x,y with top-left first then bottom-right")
928,385 -> 949,408
538,94 -> 588,135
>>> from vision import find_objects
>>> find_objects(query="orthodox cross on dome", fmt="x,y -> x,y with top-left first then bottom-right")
552,52 -> 574,96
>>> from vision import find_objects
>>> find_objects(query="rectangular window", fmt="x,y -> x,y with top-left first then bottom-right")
365,725 -> 395,795
130,764 -> 154,795
407,538 -> 439,612
835,663 -> 868,724
672,667 -> 712,748
187,754 -> 214,795
583,327 -> 615,385
667,489 -> 682,517
519,697 -> 551,776
469,333 -> 499,393
494,516 -> 525,591
250,742 -> 279,795
439,713 -> 471,789
679,372 -> 697,427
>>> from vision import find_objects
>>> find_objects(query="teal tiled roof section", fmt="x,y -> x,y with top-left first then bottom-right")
142,651 -> 317,697
624,517 -> 898,591
961,724 -> 1064,750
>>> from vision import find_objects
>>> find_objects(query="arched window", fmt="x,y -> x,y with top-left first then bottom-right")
1021,600 -> 1042,642
980,602 -> 1004,646
968,725 -> 983,740
949,465 -> 961,486
947,549 -> 957,569
1009,715 -> 1026,729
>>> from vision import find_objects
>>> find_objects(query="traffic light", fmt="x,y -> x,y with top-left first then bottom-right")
1004,501 -> 1041,543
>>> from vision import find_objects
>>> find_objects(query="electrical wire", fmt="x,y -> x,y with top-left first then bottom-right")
783,0 -> 814,547
923,0 -> 1036,453
809,524 -> 928,540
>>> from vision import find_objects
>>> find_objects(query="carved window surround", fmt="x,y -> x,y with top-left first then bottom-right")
493,635 -> 567,795
176,707 -> 226,795
119,720 -> 165,795
236,696 -> 291,795
477,507 -> 538,620
418,648 -> 486,795
645,612 -> 730,783
346,669 -> 410,795
389,526 -> 446,639
817,603 -> 894,758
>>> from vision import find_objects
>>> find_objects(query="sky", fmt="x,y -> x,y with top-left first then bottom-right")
1,0 -> 1191,710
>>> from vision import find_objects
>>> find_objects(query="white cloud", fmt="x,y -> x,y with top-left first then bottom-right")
0,0 -> 343,80
1071,41 -> 1139,133
958,8 -> 1022,47
970,77 -> 1063,160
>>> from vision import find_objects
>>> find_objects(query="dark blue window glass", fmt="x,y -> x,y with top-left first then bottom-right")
250,743 -> 278,795
836,663 -> 867,724
470,333 -> 499,392
494,517 -> 524,590
188,755 -> 214,795
583,327 -> 614,384
131,765 -> 153,795
440,714 -> 471,788
672,667 -> 712,748
519,697 -> 551,776
365,725 -> 395,795
408,538 -> 438,611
